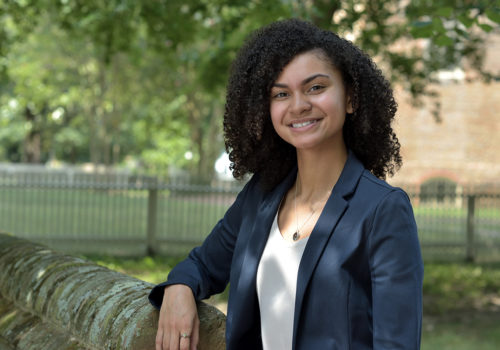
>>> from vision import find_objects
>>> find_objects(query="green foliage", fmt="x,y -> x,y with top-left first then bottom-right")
0,0 -> 498,176
423,262 -> 500,315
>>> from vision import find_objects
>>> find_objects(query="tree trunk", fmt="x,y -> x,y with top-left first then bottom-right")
23,106 -> 42,163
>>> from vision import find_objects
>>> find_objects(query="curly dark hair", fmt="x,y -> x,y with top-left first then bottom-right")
223,19 -> 401,190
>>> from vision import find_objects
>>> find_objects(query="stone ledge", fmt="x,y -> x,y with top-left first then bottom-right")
0,233 -> 226,350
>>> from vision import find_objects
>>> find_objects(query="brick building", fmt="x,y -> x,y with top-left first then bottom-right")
389,32 -> 500,193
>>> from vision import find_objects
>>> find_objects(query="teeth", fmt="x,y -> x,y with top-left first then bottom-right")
292,120 -> 316,128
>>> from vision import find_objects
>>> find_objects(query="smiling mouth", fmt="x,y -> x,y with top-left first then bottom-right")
291,119 -> 319,128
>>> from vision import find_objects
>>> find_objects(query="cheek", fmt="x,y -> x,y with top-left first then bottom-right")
316,93 -> 346,113
270,103 -> 285,128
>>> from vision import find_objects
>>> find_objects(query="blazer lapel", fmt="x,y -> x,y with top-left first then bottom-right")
292,151 -> 365,344
232,169 -> 297,322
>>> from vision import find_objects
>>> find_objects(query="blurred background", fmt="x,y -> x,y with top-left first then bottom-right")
0,1 -> 499,349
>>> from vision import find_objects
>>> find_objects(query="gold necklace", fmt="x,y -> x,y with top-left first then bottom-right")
293,179 -> 317,241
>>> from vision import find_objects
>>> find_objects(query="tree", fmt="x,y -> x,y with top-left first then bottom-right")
0,0 -> 498,179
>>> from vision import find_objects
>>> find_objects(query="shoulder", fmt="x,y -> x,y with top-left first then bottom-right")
357,169 -> 411,205
229,172 -> 270,212
346,169 -> 414,228
356,171 -> 417,239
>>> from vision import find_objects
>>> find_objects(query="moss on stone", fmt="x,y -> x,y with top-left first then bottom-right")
0,233 -> 226,349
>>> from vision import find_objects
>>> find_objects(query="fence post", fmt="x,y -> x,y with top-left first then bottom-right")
465,195 -> 475,262
147,188 -> 158,256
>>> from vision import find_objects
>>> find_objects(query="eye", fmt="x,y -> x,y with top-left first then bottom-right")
272,91 -> 289,99
308,84 -> 324,93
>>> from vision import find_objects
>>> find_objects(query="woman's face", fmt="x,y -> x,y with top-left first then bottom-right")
269,50 -> 352,152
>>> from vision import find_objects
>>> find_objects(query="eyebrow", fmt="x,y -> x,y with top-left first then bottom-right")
272,73 -> 330,88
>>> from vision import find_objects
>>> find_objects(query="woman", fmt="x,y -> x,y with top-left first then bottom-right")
150,19 -> 423,350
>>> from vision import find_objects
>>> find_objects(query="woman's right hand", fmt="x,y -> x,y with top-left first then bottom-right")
155,284 -> 200,350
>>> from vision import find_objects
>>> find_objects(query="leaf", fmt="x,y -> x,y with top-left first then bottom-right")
432,17 -> 446,34
411,21 -> 434,38
478,23 -> 494,33
434,34 -> 454,47
485,9 -> 500,24
436,7 -> 454,18
458,14 -> 475,28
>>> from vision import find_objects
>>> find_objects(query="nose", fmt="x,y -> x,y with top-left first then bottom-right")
291,93 -> 312,115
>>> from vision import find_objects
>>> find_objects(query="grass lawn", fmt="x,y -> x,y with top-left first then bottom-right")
422,313 -> 500,350
85,255 -> 500,349
1,186 -> 499,259
0,187 -> 231,243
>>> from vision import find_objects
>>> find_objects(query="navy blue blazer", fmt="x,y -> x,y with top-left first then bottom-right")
149,152 -> 423,349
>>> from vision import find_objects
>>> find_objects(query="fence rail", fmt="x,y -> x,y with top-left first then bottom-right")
1,171 -> 499,261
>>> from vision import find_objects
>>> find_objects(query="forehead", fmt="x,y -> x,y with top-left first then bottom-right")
275,50 -> 339,82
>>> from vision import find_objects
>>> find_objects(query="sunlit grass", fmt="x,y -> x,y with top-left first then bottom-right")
83,254 -> 184,284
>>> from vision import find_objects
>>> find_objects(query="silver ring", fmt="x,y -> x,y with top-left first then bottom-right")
180,332 -> 191,339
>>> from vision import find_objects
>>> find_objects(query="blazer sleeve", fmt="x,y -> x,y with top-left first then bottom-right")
148,175 -> 257,309
368,189 -> 423,350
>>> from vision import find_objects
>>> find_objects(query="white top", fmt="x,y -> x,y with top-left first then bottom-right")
256,212 -> 309,350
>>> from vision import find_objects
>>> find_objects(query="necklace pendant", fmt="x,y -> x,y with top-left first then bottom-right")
292,231 -> 299,241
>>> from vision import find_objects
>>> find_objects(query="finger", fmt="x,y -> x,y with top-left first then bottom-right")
179,332 -> 191,350
156,308 -> 169,350
190,317 -> 200,350
169,329 -> 180,350
163,328 -> 171,350
155,329 -> 163,350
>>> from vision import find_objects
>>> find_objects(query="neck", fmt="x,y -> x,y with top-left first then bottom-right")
295,142 -> 348,202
